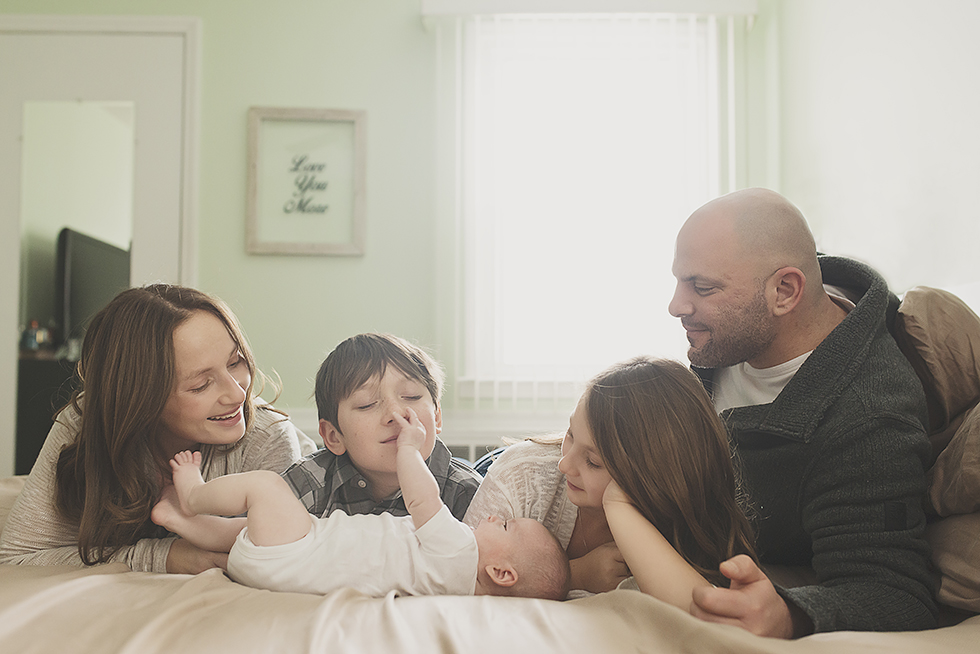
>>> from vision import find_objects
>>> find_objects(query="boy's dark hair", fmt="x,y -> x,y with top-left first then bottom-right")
314,333 -> 445,430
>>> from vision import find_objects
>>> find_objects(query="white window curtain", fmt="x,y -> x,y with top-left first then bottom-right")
431,7 -> 752,412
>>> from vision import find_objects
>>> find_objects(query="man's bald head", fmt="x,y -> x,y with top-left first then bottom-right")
681,188 -> 821,286
670,189 -> 837,368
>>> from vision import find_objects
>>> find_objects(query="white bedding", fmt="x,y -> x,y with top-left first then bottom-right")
1,561 -> 978,654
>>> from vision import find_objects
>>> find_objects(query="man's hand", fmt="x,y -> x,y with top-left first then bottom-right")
690,555 -> 811,639
569,541 -> 630,593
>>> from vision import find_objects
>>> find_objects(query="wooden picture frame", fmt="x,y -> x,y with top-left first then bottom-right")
246,107 -> 366,255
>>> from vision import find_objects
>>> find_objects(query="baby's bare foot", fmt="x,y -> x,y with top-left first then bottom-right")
169,450 -> 205,516
151,484 -> 186,532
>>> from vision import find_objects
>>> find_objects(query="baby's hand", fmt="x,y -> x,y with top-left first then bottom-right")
392,407 -> 427,451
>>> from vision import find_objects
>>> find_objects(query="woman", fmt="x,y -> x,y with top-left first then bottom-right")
463,356 -> 756,606
0,285 -> 316,573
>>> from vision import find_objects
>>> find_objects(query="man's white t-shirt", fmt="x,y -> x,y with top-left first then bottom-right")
712,351 -> 812,413
711,286 -> 855,413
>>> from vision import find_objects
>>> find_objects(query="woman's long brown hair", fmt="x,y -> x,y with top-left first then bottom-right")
54,285 -> 262,564
585,356 -> 757,587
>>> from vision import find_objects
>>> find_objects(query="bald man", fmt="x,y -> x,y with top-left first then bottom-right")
669,189 -> 936,637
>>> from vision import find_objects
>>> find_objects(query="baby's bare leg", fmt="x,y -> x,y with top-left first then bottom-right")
160,451 -> 244,552
170,450 -> 312,547
152,483 -> 246,553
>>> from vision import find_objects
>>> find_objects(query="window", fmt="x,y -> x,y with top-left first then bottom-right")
431,7 -> 752,410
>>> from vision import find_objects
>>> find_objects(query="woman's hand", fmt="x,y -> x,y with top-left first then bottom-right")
165,538 -> 228,574
569,541 -> 630,593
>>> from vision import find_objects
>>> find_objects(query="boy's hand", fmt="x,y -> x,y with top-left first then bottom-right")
392,407 -> 427,452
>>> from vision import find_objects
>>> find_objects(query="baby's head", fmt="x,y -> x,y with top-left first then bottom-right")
472,515 -> 570,601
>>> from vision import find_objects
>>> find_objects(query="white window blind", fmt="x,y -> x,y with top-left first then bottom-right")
434,12 -> 747,411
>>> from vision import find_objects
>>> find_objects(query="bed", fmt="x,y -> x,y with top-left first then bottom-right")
2,285 -> 979,654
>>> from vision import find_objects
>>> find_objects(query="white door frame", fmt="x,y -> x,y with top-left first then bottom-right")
0,15 -> 200,476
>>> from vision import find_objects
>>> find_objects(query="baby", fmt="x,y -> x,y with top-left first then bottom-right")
155,407 -> 569,600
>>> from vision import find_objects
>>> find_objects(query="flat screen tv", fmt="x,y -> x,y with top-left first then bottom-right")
54,227 -> 131,350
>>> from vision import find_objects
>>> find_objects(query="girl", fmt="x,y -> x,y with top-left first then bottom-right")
463,356 -> 756,609
0,285 -> 316,573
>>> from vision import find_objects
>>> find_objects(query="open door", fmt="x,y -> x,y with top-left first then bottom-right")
0,16 -> 200,475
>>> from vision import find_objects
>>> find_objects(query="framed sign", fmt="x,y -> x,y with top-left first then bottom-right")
246,107 -> 366,255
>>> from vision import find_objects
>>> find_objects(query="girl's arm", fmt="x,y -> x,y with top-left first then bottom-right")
602,481 -> 711,611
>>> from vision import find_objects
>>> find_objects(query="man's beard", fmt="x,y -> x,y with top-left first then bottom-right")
687,290 -> 775,369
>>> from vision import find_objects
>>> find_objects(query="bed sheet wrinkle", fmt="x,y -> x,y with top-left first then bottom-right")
3,563 -> 980,653
308,591 -> 583,652
118,567 -> 328,654
804,614 -> 980,654
307,587 -> 409,651
0,564 -> 131,642
307,588 -> 751,653
115,568 -> 269,654
0,564 -> 186,654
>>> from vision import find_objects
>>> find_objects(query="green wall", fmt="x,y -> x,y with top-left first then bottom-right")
3,0 -> 441,412
7,0 -> 980,419
774,0 -> 980,294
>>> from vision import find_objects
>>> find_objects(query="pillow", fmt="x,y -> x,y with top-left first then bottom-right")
0,475 -> 27,536
894,286 -> 980,458
926,512 -> 980,613
929,402 -> 980,516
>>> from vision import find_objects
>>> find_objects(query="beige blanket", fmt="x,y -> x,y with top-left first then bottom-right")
1,562 -> 978,654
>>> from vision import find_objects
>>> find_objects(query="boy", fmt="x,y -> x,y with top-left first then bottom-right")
153,407 -> 569,599
282,333 -> 481,521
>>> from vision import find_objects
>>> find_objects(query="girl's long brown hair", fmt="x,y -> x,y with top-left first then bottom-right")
585,356 -> 757,586
54,284 -> 265,564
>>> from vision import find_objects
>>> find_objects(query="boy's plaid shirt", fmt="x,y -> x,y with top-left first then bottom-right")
281,438 -> 481,520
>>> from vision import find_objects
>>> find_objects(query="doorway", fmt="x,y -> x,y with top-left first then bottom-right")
0,16 -> 200,475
